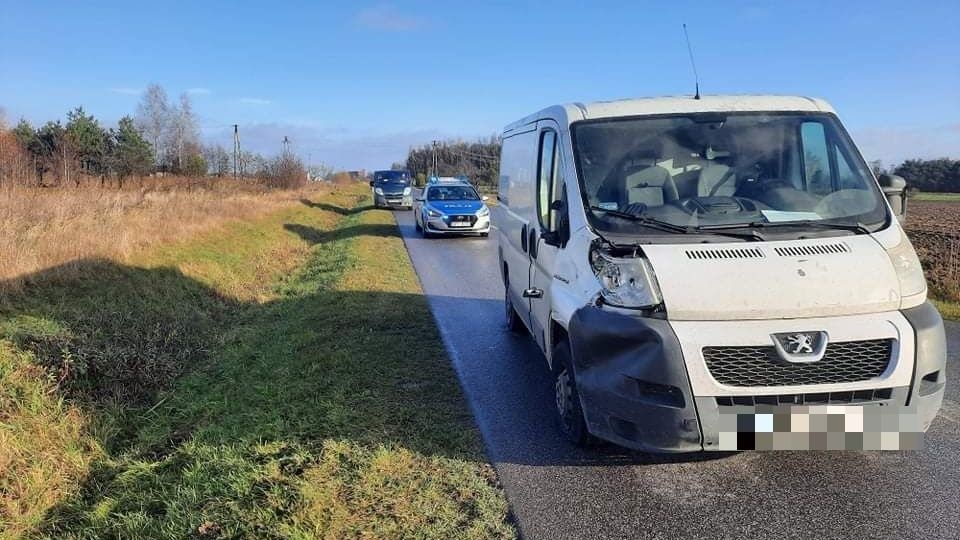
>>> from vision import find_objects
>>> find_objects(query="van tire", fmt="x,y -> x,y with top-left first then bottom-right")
552,340 -> 591,447
504,286 -> 525,333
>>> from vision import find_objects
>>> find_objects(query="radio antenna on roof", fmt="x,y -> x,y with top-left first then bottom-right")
682,24 -> 701,100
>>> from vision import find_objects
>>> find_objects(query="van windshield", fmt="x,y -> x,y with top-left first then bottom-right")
374,170 -> 410,184
570,113 -> 888,236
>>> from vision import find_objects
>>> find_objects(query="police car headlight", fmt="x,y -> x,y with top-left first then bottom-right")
374,187 -> 384,195
427,207 -> 443,218
477,206 -> 490,217
590,246 -> 663,309
887,230 -> 927,299
403,187 -> 412,196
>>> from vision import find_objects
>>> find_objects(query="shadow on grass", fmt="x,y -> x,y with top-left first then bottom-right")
283,222 -> 401,245
299,198 -> 375,215
2,254 -> 498,533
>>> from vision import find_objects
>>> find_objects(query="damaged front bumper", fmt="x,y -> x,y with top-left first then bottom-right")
567,302 -> 946,452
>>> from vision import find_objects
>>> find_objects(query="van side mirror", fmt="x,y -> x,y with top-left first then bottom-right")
542,199 -> 569,247
369,180 -> 375,187
878,174 -> 908,221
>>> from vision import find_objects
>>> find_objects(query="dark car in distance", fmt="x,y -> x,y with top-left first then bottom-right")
370,170 -> 413,209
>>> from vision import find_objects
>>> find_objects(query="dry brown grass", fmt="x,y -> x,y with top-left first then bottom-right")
0,180 -> 348,293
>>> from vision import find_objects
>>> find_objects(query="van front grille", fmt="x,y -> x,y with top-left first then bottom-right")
703,339 -> 893,387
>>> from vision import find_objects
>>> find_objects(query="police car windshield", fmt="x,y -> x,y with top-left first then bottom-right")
427,185 -> 479,201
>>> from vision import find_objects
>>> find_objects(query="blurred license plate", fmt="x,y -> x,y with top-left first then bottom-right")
717,404 -> 924,450
450,221 -> 469,227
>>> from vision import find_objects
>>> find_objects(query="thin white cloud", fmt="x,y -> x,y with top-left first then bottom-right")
107,87 -> 141,96
186,87 -> 212,96
237,97 -> 272,105
356,4 -> 428,31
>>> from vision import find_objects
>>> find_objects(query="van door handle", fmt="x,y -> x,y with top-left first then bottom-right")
520,223 -> 528,253
522,288 -> 543,298
528,228 -> 538,259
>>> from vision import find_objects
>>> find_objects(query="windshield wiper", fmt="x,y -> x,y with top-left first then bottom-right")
782,220 -> 873,234
590,206 -> 690,234
590,206 -> 766,240
694,227 -> 766,241
702,220 -> 873,235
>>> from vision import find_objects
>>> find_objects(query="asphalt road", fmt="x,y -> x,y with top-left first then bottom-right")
393,203 -> 960,540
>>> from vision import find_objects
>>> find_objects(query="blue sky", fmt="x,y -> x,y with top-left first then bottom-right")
1,0 -> 958,170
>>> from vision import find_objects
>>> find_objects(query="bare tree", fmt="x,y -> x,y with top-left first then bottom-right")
134,83 -> 169,170
203,144 -> 231,176
167,93 -> 200,172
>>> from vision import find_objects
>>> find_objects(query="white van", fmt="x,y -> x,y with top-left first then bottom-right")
495,95 -> 946,451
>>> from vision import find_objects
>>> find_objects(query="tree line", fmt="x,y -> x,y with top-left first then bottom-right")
0,84 -> 306,189
399,137 -> 500,188
1,108 -> 154,188
892,158 -> 960,193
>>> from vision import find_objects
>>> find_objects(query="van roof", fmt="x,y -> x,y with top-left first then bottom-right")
503,95 -> 836,134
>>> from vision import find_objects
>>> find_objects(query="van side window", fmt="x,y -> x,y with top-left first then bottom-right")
800,122 -> 832,195
835,144 -> 863,190
537,130 -> 561,232
800,121 -> 870,194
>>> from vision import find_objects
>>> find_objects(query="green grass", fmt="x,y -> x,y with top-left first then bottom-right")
0,188 -> 513,539
911,192 -> 960,202
933,298 -> 960,321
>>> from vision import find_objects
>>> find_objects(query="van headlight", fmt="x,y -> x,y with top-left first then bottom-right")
887,231 -> 927,298
374,187 -> 384,195
403,187 -> 412,195
477,206 -> 490,217
590,247 -> 663,309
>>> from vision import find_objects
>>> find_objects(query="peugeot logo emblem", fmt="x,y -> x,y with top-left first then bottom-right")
771,331 -> 829,363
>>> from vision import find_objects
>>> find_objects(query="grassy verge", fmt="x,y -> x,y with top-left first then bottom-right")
933,298 -> 960,321
0,187 -> 513,538
911,192 -> 960,202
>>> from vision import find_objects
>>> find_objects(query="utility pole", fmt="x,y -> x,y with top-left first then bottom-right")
233,124 -> 239,178
431,140 -> 439,178
177,124 -> 184,172
282,136 -> 291,157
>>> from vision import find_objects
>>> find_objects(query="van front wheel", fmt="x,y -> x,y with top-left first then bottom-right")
553,341 -> 591,446
504,286 -> 525,333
